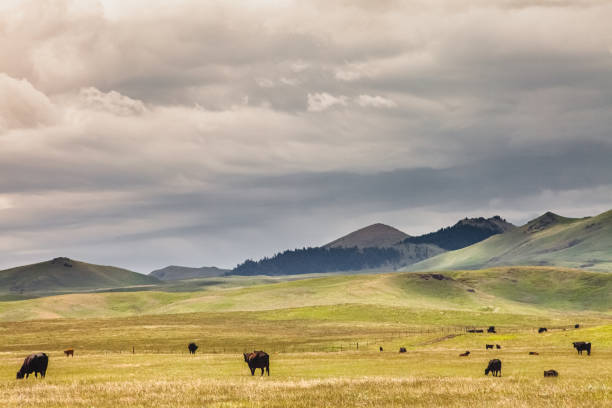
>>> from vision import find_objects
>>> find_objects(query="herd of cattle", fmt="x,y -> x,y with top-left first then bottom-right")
14,326 -> 591,380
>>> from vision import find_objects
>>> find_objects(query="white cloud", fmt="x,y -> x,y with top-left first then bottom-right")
0,73 -> 58,130
77,87 -> 146,116
307,93 -> 348,112
356,95 -> 397,108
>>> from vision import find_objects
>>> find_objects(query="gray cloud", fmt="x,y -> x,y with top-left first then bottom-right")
0,0 -> 611,272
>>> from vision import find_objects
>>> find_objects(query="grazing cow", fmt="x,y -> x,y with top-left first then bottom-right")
496,344 -> 501,349
572,342 -> 591,355
188,342 -> 198,355
467,329 -> 484,333
243,351 -> 269,376
484,359 -> 502,377
399,347 -> 407,353
485,344 -> 494,350
538,327 -> 547,333
529,351 -> 539,355
487,326 -> 496,333
574,324 -> 580,329
459,351 -> 470,357
64,349 -> 74,357
544,369 -> 558,377
379,346 -> 383,352
16,353 -> 48,379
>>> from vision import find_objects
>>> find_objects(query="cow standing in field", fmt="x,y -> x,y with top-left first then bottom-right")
544,370 -> 558,377
64,349 -> 74,357
379,346 -> 383,352
243,351 -> 269,376
496,344 -> 501,349
487,326 -> 496,333
538,327 -> 547,333
484,359 -> 502,377
188,343 -> 198,355
399,347 -> 407,353
573,342 -> 591,355
485,344 -> 494,349
16,353 -> 48,379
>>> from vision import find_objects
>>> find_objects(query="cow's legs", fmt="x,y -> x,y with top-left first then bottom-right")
266,365 -> 270,376
260,367 -> 264,376
250,367 -> 255,376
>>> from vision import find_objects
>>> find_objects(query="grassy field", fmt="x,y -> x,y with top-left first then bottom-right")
0,266 -> 610,407
408,210 -> 612,272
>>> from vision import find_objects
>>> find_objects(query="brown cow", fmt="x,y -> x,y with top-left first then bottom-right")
459,351 -> 470,357
529,351 -> 539,355
243,351 -> 269,376
544,369 -> 558,377
64,349 -> 74,357
496,344 -> 501,349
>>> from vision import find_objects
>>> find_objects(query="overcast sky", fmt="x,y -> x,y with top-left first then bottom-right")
1,0 -> 611,272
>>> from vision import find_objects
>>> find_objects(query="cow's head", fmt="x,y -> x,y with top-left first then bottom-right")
16,371 -> 24,379
243,353 -> 250,362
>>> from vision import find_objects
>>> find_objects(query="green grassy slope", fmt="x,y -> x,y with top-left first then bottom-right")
0,257 -> 159,296
407,210 -> 612,272
0,266 -> 609,321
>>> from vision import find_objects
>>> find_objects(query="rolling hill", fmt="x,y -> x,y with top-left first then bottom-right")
0,257 -> 160,296
150,265 -> 229,281
0,266 -> 609,321
324,223 -> 409,248
407,209 -> 612,272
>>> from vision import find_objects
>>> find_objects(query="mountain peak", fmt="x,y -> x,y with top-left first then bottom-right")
525,211 -> 572,233
324,223 -> 409,249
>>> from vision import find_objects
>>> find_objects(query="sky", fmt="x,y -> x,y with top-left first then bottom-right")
1,0 -> 611,272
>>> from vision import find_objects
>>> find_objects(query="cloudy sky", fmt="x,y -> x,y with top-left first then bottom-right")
1,0 -> 611,272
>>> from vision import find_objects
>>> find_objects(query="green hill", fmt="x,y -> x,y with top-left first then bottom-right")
0,257 -> 160,296
407,209 -> 612,272
150,265 -> 229,281
0,266 -> 609,321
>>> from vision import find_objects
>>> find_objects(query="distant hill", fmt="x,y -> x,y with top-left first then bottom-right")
0,257 -> 159,295
404,216 -> 515,250
324,223 -> 409,249
150,265 -> 229,281
408,210 -> 612,272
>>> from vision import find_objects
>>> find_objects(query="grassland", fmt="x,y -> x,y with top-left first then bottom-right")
408,210 -> 612,272
0,266 -> 610,407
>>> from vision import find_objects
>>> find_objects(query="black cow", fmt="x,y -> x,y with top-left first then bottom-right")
188,342 -> 198,355
399,347 -> 407,353
529,351 -> 539,355
574,324 -> 580,329
496,344 -> 501,349
544,369 -> 558,377
16,353 -> 48,379
467,329 -> 484,333
459,351 -> 470,357
538,327 -> 547,333
484,359 -> 502,377
243,350 -> 269,376
487,326 -> 496,333
379,346 -> 383,352
485,344 -> 494,349
573,342 -> 591,355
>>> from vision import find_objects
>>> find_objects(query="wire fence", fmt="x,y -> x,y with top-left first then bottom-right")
98,323 -> 587,355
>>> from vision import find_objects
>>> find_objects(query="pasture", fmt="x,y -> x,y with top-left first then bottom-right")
0,311 -> 610,407
0,268 -> 610,406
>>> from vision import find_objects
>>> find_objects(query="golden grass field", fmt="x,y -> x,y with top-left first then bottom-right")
0,268 -> 610,407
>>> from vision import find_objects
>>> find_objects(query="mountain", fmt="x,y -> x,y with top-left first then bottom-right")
407,209 -> 612,272
403,216 -> 515,250
324,223 -> 409,249
150,265 -> 229,281
0,257 -> 159,295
